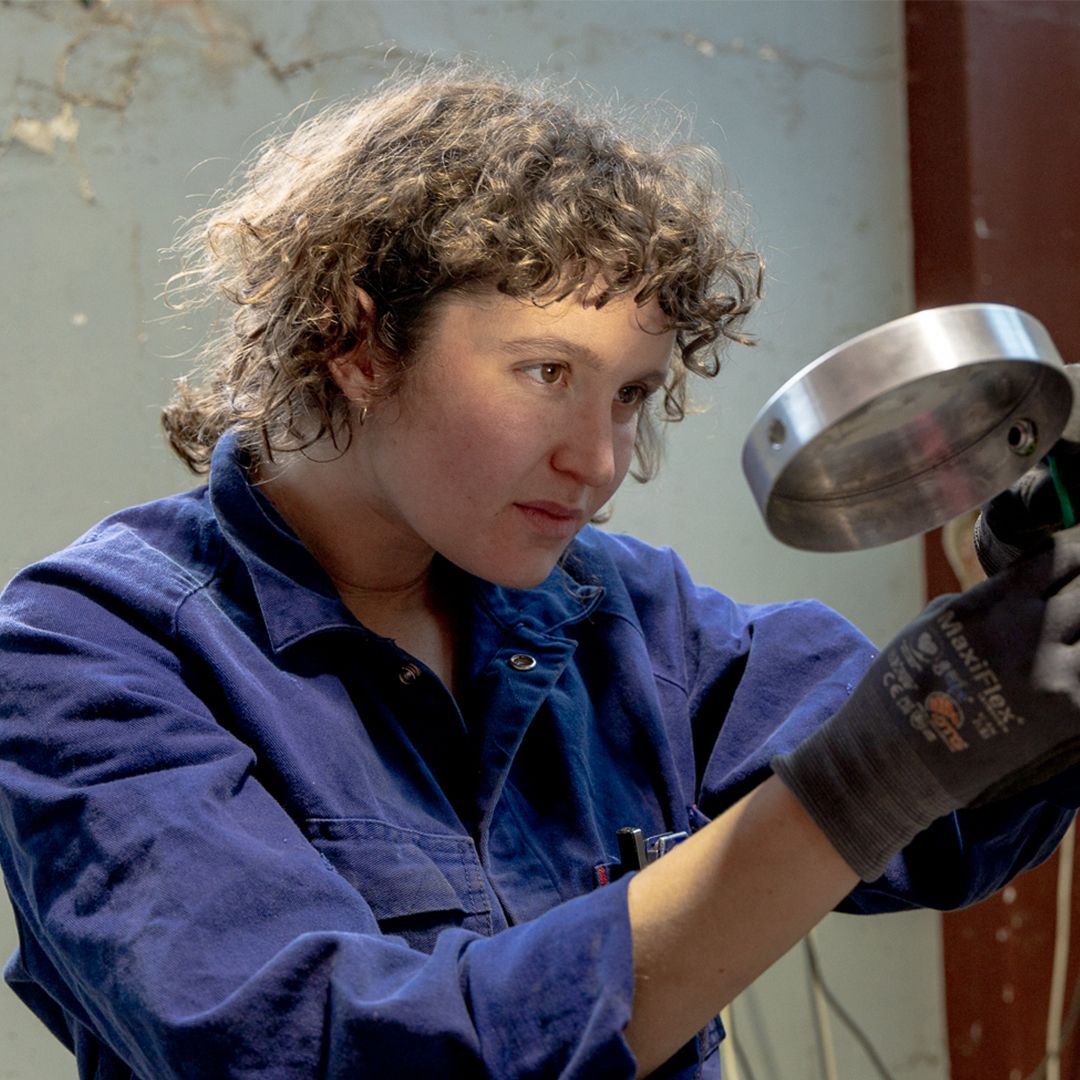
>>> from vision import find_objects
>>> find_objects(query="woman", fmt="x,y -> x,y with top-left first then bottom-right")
2,69 -> 1080,1080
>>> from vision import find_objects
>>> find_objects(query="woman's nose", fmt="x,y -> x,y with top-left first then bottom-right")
550,407 -> 621,489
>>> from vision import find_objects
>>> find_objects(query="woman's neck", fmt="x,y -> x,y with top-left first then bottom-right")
254,445 -> 460,691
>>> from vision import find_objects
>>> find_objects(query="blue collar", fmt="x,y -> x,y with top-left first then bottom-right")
207,431 -> 604,652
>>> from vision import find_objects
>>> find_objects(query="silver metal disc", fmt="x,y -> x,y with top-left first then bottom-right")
741,304 -> 1073,552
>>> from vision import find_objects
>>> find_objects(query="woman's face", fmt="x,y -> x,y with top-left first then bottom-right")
352,287 -> 675,590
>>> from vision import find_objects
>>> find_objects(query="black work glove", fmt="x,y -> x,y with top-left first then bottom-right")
773,525 -> 1080,881
974,365 -> 1080,576
973,442 -> 1080,575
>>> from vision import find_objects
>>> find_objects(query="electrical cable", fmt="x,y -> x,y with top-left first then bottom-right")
1013,460 -> 1076,1080
1024,817 -> 1080,1080
1025,960 -> 1080,1080
720,1005 -> 741,1080
1037,467 -> 1076,1080
803,933 -> 900,1080
731,1023 -> 758,1080
718,1000 -> 759,1080
805,931 -> 839,1080
723,934 -> 900,1080
1046,818 -> 1075,1080
1047,453 -> 1077,529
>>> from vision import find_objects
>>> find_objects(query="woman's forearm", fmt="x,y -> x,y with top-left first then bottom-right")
625,775 -> 858,1076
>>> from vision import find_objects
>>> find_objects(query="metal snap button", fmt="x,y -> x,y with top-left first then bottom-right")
398,662 -> 422,685
508,653 -> 537,671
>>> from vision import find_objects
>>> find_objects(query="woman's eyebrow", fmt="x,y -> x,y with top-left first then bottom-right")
501,336 -> 606,367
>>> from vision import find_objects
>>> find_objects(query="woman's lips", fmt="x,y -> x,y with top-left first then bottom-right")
514,501 -> 586,539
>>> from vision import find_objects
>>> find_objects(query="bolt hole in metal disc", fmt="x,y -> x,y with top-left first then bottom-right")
741,304 -> 1073,552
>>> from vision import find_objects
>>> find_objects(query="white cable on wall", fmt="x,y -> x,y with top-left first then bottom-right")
720,1004 -> 741,1080
1046,818 -> 1076,1080
803,930 -> 899,1080
805,931 -> 839,1080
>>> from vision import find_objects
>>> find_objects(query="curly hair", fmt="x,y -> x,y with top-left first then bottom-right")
162,65 -> 763,479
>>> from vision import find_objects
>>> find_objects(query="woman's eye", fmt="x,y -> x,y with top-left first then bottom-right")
525,363 -> 566,385
615,384 -> 649,407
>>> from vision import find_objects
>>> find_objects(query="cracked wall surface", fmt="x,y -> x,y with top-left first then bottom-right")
0,3 -> 935,1079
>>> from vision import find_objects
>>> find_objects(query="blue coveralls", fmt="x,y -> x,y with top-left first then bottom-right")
0,431 -> 1074,1078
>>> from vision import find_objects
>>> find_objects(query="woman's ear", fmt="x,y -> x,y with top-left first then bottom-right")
328,288 -> 379,400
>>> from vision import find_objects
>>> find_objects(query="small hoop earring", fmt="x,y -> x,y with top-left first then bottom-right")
358,405 -> 368,426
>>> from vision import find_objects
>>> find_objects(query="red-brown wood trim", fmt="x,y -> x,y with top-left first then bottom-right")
906,2 -> 1080,1077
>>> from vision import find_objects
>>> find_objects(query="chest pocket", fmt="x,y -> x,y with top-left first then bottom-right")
302,818 -> 494,953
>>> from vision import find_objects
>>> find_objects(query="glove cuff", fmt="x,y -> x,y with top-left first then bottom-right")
771,700 -> 958,882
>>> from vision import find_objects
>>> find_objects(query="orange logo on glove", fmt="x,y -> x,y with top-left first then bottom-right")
926,690 -> 969,752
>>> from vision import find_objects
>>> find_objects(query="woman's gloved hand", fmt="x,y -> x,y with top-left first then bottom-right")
973,441 -> 1080,575
772,525 -> 1080,881
974,364 -> 1080,576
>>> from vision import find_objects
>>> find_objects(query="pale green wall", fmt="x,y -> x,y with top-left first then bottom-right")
0,2 -> 940,1078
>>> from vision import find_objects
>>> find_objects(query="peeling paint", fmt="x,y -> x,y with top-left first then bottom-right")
0,0 -> 412,202
4,0 -> 408,125
672,27 -> 894,82
683,32 -> 717,59
248,37 -> 411,84
9,101 -> 79,155
671,27 -> 894,137
54,25 -> 142,113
